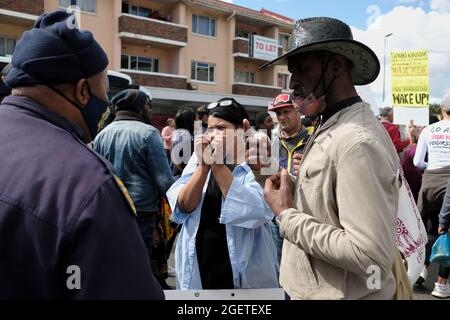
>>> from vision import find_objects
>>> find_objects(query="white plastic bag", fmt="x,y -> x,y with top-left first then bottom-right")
396,167 -> 427,286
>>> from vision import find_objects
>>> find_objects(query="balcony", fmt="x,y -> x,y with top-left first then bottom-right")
119,14 -> 187,48
232,83 -> 281,98
0,0 -> 43,16
120,69 -> 187,90
233,37 -> 282,65
233,38 -> 249,55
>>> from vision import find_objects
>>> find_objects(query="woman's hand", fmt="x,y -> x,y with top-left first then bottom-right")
194,134 -> 214,166
210,133 -> 227,165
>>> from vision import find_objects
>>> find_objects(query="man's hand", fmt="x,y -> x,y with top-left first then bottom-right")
264,169 -> 293,216
292,152 -> 302,176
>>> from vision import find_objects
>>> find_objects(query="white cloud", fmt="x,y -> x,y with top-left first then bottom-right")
352,6 -> 450,107
430,0 -> 450,12
219,0 -> 234,3
396,0 -> 425,8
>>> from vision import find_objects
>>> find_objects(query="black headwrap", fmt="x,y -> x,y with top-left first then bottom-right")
207,97 -> 249,127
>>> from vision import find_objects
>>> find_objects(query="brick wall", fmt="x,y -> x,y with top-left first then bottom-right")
232,83 -> 281,98
119,15 -> 187,43
0,0 -> 44,16
124,71 -> 187,90
233,38 -> 249,55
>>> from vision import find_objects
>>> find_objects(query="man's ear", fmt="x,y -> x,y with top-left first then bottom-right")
74,79 -> 90,107
330,55 -> 347,76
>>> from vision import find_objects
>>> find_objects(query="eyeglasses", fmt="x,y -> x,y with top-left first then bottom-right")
207,100 -> 234,109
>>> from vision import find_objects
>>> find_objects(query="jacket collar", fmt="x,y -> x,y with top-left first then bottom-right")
316,97 -> 363,135
114,110 -> 146,123
2,95 -> 84,140
320,96 -> 362,125
301,100 -> 365,161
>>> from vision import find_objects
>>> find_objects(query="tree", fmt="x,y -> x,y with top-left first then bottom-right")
430,103 -> 441,117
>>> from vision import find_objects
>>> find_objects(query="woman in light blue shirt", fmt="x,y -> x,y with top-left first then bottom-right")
167,98 -> 279,290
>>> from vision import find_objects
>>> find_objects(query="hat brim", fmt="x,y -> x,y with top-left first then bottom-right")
268,103 -> 294,111
260,39 -> 380,86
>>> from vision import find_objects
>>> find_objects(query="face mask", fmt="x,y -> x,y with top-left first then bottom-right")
291,56 -> 335,115
291,91 -> 327,115
81,90 -> 109,140
48,83 -> 108,141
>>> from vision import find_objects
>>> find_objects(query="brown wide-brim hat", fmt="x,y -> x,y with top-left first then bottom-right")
261,17 -> 380,86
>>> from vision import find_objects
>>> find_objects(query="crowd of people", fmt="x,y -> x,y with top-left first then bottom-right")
379,102 -> 450,299
0,9 -> 449,300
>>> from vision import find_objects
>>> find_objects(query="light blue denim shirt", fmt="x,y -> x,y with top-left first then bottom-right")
94,118 -> 175,212
166,154 -> 279,290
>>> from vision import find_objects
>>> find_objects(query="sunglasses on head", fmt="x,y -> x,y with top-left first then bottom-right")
207,100 -> 235,109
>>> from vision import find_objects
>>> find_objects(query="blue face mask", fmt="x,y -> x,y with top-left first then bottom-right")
48,83 -> 108,141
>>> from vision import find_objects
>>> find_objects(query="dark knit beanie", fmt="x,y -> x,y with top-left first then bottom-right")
112,89 -> 150,114
255,112 -> 270,129
6,10 -> 108,87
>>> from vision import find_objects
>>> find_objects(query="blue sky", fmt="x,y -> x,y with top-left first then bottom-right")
223,0 -> 450,109
226,0 -> 433,29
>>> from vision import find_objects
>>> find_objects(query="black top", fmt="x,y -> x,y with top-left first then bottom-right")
321,96 -> 362,124
195,174 -> 234,289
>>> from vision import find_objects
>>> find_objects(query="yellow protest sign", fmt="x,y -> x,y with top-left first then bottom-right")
391,50 -> 429,107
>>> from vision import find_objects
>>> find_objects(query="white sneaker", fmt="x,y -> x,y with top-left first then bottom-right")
431,283 -> 450,299
167,265 -> 176,277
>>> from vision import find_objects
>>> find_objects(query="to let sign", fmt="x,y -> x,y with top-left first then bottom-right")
251,35 -> 278,61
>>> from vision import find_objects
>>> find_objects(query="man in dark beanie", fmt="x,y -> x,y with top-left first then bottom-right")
255,111 -> 274,138
94,89 -> 175,289
0,10 -> 164,299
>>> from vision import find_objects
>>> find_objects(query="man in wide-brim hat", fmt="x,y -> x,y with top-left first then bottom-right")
262,17 -> 405,299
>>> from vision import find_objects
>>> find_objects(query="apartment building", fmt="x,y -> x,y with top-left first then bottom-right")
0,0 -> 295,126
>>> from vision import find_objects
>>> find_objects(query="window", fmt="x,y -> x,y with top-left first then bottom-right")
122,3 -> 152,18
234,70 -> 255,84
278,74 -> 290,90
192,15 -> 216,37
121,55 -> 159,73
122,3 -> 170,21
59,0 -> 97,13
279,33 -> 290,52
132,6 -> 151,18
191,61 -> 215,82
0,37 -> 16,57
235,30 -> 256,39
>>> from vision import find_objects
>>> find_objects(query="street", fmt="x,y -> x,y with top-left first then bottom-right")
167,238 -> 444,300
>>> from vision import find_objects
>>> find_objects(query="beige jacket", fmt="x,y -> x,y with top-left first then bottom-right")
279,102 -> 400,300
